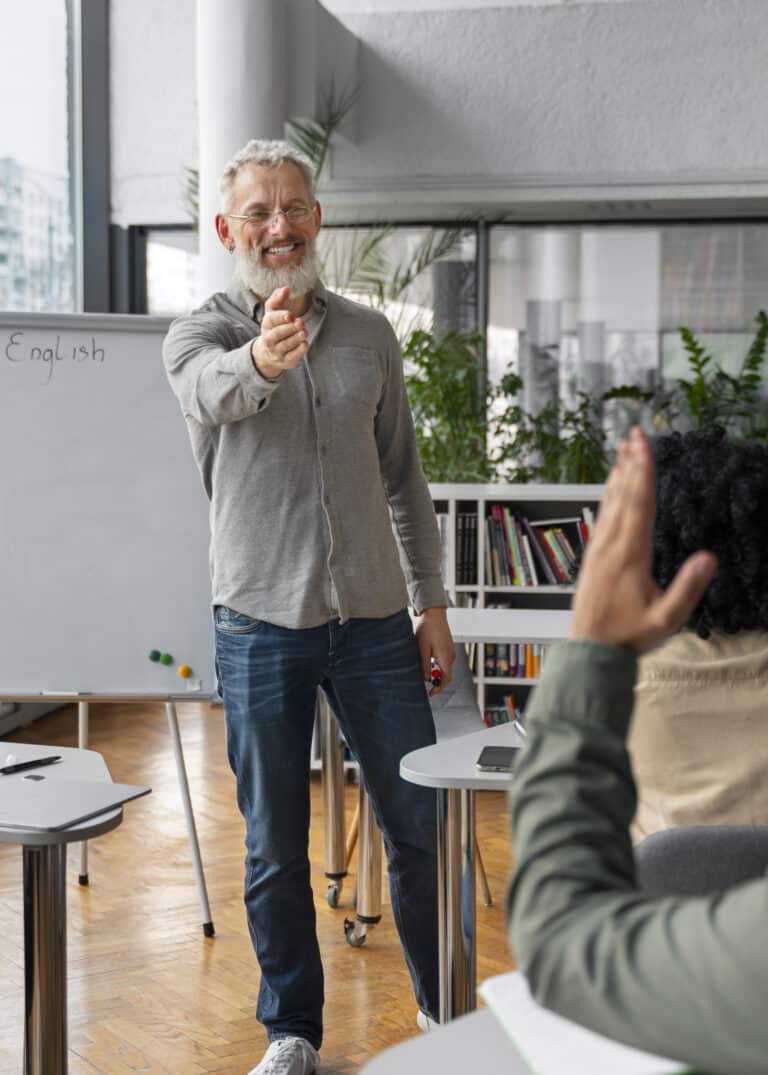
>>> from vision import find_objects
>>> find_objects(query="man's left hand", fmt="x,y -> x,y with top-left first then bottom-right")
415,607 -> 456,697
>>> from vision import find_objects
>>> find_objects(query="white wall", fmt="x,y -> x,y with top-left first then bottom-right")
109,0 -> 768,227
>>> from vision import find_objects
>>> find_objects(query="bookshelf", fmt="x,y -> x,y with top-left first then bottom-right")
429,483 -> 604,724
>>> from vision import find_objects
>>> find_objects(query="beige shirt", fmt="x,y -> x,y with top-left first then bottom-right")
629,629 -> 768,841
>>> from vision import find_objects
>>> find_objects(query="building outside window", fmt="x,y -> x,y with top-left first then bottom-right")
0,1 -> 75,313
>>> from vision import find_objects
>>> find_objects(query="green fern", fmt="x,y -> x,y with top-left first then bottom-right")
677,311 -> 768,437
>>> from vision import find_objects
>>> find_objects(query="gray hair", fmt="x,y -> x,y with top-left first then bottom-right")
218,139 -> 315,212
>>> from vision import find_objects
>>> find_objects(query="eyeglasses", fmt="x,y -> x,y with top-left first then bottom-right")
225,205 -> 316,225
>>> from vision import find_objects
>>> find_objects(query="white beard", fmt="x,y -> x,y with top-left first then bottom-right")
235,239 -> 320,300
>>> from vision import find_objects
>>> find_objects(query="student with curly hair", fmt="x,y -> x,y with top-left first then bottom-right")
507,428 -> 768,1073
628,424 -> 768,840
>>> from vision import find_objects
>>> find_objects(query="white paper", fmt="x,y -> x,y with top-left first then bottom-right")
479,972 -> 690,1075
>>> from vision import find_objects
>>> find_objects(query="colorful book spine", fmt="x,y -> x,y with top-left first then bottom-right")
536,528 -> 569,583
503,507 -> 524,586
521,516 -> 558,585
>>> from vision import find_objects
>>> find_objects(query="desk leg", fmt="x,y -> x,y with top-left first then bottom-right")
437,788 -> 476,1022
23,843 -> 67,1075
320,694 -> 347,907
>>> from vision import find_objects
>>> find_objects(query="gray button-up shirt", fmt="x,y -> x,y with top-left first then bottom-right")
163,280 -> 446,628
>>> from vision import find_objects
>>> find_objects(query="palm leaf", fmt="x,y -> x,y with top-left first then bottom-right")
286,80 -> 360,184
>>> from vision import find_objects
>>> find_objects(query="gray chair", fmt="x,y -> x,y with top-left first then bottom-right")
635,825 -> 768,897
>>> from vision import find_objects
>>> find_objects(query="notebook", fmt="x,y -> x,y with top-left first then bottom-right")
0,775 -> 151,832
479,972 -> 692,1075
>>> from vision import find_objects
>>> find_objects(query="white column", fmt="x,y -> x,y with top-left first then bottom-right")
196,0 -> 289,300
520,230 -> 578,414
579,229 -> 661,437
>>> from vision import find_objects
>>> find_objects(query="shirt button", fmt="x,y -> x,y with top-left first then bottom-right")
314,396 -> 321,406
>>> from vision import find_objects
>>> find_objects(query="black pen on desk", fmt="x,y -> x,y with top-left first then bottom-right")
0,755 -> 62,776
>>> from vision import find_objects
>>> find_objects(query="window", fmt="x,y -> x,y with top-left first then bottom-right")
146,228 -> 200,315
318,224 -> 478,343
143,222 -> 479,341
488,223 -> 768,438
0,1 -> 75,312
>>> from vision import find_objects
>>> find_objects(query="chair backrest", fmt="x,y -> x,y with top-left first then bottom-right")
635,825 -> 768,897
429,643 -> 484,742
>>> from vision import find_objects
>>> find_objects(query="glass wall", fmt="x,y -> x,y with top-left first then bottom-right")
488,223 -> 768,442
317,224 -> 477,343
0,1 -> 75,312
145,223 -> 479,345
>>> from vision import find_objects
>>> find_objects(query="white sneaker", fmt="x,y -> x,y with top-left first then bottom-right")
416,1009 -> 438,1032
248,1036 -> 320,1075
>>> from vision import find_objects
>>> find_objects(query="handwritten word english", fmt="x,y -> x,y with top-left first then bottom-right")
4,332 -> 105,385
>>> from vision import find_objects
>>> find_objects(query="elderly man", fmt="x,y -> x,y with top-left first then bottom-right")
163,139 -> 454,1075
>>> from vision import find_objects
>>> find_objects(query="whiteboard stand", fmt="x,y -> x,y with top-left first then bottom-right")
77,701 -> 89,884
74,699 -> 214,936
166,701 -> 214,936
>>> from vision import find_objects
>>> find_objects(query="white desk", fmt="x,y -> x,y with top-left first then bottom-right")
361,1008 -> 524,1073
0,741 -> 126,1075
411,605 -> 571,1022
446,606 -> 572,644
401,722 -> 523,1023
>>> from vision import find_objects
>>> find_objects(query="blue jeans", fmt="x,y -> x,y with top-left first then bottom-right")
214,607 -> 439,1049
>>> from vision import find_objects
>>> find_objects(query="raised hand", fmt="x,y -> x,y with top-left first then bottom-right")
251,286 -> 309,380
570,427 -> 718,655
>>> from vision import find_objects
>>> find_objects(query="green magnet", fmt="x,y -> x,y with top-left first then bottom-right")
148,650 -> 161,662
159,653 -> 173,666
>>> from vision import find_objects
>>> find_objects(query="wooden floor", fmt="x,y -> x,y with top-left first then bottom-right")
0,701 -> 515,1074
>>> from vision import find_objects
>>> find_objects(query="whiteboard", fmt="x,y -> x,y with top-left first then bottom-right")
0,313 -> 215,698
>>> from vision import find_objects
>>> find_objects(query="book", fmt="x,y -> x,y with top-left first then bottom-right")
502,508 -> 525,586
493,506 -> 514,585
467,513 -> 478,584
520,530 -> 539,586
538,528 -> 570,583
520,515 -> 558,585
480,972 -> 691,1075
484,518 -> 494,584
484,641 -> 496,676
496,643 -> 510,676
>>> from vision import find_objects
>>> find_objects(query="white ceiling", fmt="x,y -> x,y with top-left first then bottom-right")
321,0 -> 640,13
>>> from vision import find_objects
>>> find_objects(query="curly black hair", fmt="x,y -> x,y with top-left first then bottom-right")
652,425 -> 768,637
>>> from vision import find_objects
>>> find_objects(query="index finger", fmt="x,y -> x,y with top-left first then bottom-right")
265,286 -> 292,313
621,427 -> 656,570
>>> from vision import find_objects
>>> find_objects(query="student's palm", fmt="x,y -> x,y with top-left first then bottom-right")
571,429 -> 717,655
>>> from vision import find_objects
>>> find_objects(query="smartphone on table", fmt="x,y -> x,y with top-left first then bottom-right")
475,745 -> 521,773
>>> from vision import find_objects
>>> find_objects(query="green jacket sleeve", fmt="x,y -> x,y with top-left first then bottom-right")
508,640 -> 768,1075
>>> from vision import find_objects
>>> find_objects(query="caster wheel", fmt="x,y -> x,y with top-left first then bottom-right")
327,883 -> 340,908
344,918 -> 367,947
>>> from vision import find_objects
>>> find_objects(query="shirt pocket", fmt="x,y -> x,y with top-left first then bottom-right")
325,347 -> 383,412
